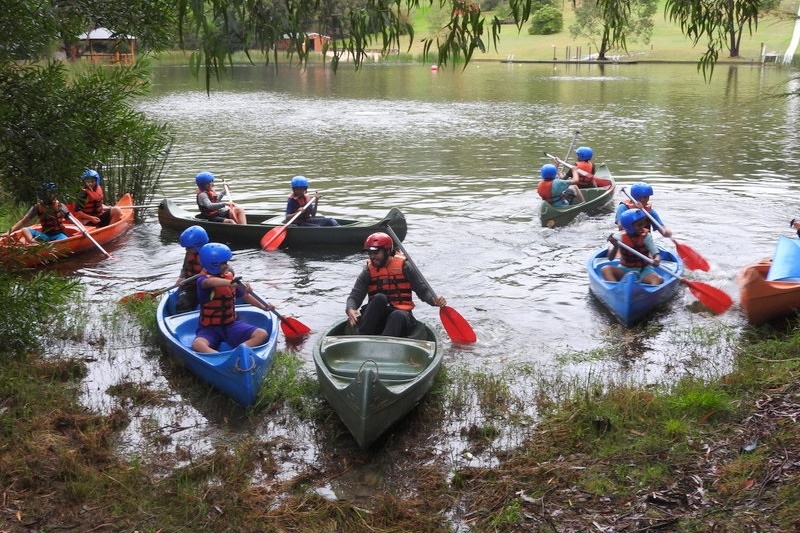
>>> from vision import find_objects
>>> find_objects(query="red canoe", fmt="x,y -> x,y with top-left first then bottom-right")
0,193 -> 135,268
738,258 -> 800,325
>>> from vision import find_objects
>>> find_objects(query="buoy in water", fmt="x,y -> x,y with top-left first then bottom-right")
431,65 -> 439,72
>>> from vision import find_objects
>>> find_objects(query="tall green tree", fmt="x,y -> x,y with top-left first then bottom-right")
665,0 -> 781,76
570,0 -> 658,60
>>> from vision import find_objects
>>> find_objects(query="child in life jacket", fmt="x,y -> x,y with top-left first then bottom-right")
615,182 -> 672,238
284,175 -> 339,226
601,208 -> 663,285
191,243 -> 274,354
72,169 -> 122,227
175,225 -> 208,313
195,171 -> 247,224
537,164 -> 584,206
7,182 -> 69,244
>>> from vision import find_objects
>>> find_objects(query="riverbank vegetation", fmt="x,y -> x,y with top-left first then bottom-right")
1,291 -> 799,531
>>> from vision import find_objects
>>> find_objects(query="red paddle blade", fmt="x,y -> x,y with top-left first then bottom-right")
260,227 -> 287,251
280,316 -> 311,338
674,240 -> 710,272
119,291 -> 157,304
682,279 -> 733,314
440,306 -> 476,343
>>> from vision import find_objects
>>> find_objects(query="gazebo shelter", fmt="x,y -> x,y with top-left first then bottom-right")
77,28 -> 136,64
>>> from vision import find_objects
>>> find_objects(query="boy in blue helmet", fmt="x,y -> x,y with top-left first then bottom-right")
601,208 -> 663,285
195,171 -> 247,224
284,175 -> 339,226
7,182 -> 70,244
192,243 -> 274,353
616,181 -> 672,237
73,169 -> 122,227
175,225 -> 209,313
537,164 -> 584,207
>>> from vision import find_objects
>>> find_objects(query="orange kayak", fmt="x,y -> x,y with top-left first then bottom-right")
0,193 -> 135,268
738,258 -> 800,324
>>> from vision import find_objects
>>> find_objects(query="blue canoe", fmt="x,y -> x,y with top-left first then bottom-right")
587,247 -> 684,327
156,289 -> 280,406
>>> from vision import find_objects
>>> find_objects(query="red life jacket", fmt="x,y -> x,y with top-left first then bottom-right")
575,161 -> 595,187
181,249 -> 204,279
619,231 -> 650,268
36,201 -> 66,234
197,187 -> 221,217
79,185 -> 104,217
367,254 -> 414,311
198,272 -> 237,327
537,180 -> 561,204
289,192 -> 312,223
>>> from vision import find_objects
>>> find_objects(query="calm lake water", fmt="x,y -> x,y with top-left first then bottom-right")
58,60 -> 800,488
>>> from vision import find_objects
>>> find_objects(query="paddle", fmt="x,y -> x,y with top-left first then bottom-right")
544,152 -> 612,188
119,273 -> 202,304
561,129 -> 580,168
247,289 -> 311,339
620,187 -> 710,272
609,236 -> 732,314
382,224 -> 477,343
64,211 -> 113,259
222,181 -> 239,223
260,197 -> 316,251
117,204 -> 161,210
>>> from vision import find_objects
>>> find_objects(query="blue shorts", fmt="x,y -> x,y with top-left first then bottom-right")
619,265 -> 658,279
29,229 -> 67,242
195,320 -> 259,351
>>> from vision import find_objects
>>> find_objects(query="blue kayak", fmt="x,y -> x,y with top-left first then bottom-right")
156,289 -> 279,406
587,247 -> 684,327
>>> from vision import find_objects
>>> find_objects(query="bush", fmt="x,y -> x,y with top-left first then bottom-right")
528,6 -> 563,35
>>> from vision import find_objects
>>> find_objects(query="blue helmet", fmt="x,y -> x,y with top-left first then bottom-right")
630,182 -> 654,201
620,208 -> 647,235
540,164 -> 558,180
199,243 -> 232,275
39,182 -> 57,201
81,169 -> 101,186
195,171 -> 215,188
290,175 -> 309,188
179,225 -> 209,249
575,147 -> 593,161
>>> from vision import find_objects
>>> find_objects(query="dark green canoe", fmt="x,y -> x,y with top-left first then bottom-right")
312,319 -> 442,449
539,164 -> 616,228
158,199 -> 408,249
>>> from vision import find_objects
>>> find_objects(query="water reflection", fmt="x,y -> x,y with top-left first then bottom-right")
57,61 -> 800,494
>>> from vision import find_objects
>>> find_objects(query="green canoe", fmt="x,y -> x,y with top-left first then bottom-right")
312,319 -> 442,449
539,164 -> 616,228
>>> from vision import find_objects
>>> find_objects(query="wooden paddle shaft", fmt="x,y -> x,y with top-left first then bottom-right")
66,212 -> 112,258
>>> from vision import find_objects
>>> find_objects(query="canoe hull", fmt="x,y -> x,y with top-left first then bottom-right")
587,248 -> 684,327
157,199 -> 408,249
738,258 -> 800,324
0,193 -> 135,267
312,319 -> 442,449
539,164 -> 616,228
156,289 -> 279,406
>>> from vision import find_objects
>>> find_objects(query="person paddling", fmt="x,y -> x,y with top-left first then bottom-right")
602,209 -> 663,285
616,182 -> 672,238
7,182 -> 69,244
191,243 -> 274,354
284,175 -> 339,226
72,169 -> 123,227
537,163 -> 584,206
195,171 -> 247,224
175,225 -> 209,313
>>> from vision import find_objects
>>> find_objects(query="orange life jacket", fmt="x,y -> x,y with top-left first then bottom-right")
197,187 -> 221,217
619,231 -> 650,268
198,272 -> 237,327
537,180 -> 561,204
367,254 -> 414,311
575,161 -> 595,187
181,249 -> 204,280
621,199 -> 652,211
36,201 -> 66,234
289,192 -> 312,223
79,185 -> 104,217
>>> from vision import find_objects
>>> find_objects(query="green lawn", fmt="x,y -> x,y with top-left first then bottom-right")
406,0 -> 798,63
